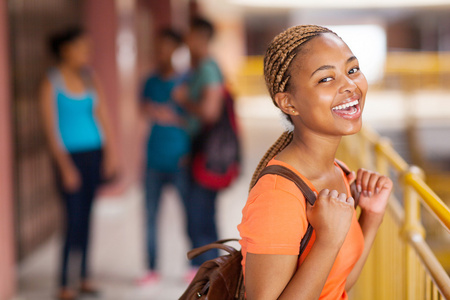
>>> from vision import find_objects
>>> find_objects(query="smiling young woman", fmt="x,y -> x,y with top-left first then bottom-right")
238,25 -> 393,299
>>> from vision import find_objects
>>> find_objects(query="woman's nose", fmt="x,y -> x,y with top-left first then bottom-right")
339,75 -> 357,94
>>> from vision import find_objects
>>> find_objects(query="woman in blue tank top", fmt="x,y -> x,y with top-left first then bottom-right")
39,27 -> 118,300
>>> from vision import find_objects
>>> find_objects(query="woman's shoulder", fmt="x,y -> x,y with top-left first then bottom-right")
240,160 -> 310,254
249,172 -> 300,201
198,58 -> 222,77
247,165 -> 311,219
45,67 -> 60,83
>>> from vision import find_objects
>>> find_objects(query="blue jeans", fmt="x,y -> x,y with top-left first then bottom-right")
58,149 -> 102,287
144,168 -> 218,269
187,181 -> 219,266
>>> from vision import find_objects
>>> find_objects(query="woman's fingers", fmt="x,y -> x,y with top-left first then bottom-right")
366,172 -> 380,196
318,188 -> 330,198
316,189 -> 353,208
356,168 -> 364,193
357,169 -> 391,197
375,176 -> 387,194
359,169 -> 371,196
329,189 -> 339,199
346,196 -> 355,206
337,193 -> 347,202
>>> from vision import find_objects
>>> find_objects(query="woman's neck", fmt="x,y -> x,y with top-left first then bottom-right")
59,62 -> 81,77
158,63 -> 175,79
191,52 -> 209,68
278,128 -> 341,181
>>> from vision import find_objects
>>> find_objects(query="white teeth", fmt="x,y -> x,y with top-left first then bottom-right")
332,100 -> 359,111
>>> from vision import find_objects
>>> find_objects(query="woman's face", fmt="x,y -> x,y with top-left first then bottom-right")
156,36 -> 178,67
61,35 -> 91,67
285,32 -> 368,137
185,30 -> 206,59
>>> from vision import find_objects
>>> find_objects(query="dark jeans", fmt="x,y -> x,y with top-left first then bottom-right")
144,168 -> 218,270
58,149 -> 102,287
188,180 -> 219,266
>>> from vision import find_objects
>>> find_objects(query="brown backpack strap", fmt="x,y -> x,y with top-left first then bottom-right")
334,159 -> 350,175
254,165 -> 316,205
187,242 -> 238,260
253,165 -> 316,256
334,160 -> 360,208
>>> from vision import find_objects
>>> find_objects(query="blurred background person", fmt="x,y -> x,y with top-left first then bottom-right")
137,28 -> 192,285
174,17 -> 225,274
39,27 -> 118,300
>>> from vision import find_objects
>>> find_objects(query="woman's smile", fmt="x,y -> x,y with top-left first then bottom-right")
331,97 -> 362,120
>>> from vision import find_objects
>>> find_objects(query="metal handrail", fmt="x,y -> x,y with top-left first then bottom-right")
405,172 -> 450,233
409,233 -> 450,297
360,127 -> 450,233
355,127 -> 450,299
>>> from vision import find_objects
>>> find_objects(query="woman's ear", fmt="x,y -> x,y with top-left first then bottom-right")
274,92 -> 299,117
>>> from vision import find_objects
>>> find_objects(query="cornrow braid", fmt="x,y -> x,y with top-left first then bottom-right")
249,131 -> 293,192
263,25 -> 333,104
250,25 -> 335,192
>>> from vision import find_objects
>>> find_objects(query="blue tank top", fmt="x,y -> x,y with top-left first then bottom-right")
49,68 -> 103,153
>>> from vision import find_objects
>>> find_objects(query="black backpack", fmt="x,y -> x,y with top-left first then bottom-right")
191,87 -> 241,191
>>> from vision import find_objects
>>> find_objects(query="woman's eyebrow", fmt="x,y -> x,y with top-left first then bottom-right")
310,56 -> 358,78
310,65 -> 334,78
347,56 -> 357,63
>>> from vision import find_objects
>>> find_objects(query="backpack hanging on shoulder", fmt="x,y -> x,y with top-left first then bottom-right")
180,161 -> 359,300
191,87 -> 241,191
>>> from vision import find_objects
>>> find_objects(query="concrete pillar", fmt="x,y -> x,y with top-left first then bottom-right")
146,0 -> 172,32
0,1 -> 16,299
83,0 -> 144,193
82,0 -> 126,193
83,0 -> 119,114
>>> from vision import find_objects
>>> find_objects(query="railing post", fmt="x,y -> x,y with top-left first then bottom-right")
401,166 -> 426,300
375,138 -> 390,175
359,130 -> 369,168
373,139 -> 392,300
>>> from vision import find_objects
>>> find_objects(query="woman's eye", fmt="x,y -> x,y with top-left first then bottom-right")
319,77 -> 333,83
349,67 -> 360,74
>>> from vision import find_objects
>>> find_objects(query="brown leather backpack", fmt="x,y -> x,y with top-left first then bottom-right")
179,238 -> 245,300
179,162 -> 357,300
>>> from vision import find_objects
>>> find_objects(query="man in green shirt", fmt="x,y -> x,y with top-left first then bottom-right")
174,17 -> 224,278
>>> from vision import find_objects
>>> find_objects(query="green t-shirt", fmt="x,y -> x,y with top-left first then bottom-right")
187,58 -> 223,136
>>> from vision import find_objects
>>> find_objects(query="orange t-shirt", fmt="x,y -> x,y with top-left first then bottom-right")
238,158 -> 364,299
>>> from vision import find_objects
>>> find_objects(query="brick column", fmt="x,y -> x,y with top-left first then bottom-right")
0,1 -> 16,299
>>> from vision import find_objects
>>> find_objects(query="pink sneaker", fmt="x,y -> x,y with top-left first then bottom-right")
184,267 -> 199,284
136,271 -> 161,286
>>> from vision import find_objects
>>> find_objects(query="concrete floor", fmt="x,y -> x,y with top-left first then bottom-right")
16,91 -> 450,300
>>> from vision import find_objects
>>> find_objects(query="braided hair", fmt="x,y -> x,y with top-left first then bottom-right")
250,25 -> 335,190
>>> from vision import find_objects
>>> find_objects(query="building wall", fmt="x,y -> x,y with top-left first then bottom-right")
0,1 -> 16,299
9,0 -> 82,261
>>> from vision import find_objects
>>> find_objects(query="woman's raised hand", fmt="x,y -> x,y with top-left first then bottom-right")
306,189 -> 354,248
354,169 -> 393,215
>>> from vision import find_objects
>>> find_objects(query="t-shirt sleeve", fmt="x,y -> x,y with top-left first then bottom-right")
239,188 -> 308,256
199,62 -> 222,87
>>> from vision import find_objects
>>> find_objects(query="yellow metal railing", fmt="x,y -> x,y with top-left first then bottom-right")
338,127 -> 450,300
